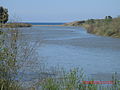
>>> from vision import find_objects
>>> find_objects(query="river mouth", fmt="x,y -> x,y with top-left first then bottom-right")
19,26 -> 120,81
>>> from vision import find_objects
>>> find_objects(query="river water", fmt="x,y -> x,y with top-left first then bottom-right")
20,26 -> 120,81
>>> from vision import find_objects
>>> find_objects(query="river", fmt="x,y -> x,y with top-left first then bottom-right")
20,26 -> 120,81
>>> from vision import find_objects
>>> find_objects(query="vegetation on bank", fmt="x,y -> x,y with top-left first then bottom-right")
64,16 -> 120,38
1,23 -> 32,28
39,69 -> 120,90
0,29 -> 21,90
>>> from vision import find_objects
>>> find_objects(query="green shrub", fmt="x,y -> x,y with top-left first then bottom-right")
0,30 -> 21,90
0,6 -> 8,24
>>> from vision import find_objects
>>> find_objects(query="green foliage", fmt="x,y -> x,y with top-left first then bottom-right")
40,69 -> 103,90
41,78 -> 59,90
0,30 -> 21,90
0,6 -> 8,24
64,16 -> 120,38
0,45 -> 17,80
0,79 -> 21,90
104,16 -> 113,22
0,30 -> 3,34
86,19 -> 95,24
82,17 -> 120,38
105,16 -> 112,19
40,69 -> 82,90
39,69 -> 120,90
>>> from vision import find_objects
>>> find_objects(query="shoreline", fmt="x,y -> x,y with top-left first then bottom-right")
1,23 -> 32,28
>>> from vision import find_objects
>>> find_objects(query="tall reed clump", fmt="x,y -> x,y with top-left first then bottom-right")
0,6 -> 22,89
36,69 -> 120,90
0,24 -> 39,90
0,34 -> 20,90
39,68 -> 84,90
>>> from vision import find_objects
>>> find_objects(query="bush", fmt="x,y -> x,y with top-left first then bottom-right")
0,6 -> 8,24
0,29 -> 21,90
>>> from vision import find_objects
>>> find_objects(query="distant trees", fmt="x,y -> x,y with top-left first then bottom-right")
105,16 -> 112,22
0,6 -> 8,24
105,16 -> 112,19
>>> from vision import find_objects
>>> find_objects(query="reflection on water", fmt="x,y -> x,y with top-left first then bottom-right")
20,26 -> 120,80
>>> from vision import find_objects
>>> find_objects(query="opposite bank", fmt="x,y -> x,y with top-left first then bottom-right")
0,23 -> 32,28
64,17 -> 120,38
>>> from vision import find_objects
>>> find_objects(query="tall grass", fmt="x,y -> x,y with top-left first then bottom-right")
33,69 -> 120,90
0,22 -> 40,90
0,32 -> 21,89
84,17 -> 120,38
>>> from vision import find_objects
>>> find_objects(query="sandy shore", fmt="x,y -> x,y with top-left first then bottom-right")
32,25 -> 64,26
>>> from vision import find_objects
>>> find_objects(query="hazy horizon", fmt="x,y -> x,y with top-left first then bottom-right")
1,0 -> 120,22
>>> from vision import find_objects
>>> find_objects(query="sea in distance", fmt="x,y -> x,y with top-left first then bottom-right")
27,22 -> 65,25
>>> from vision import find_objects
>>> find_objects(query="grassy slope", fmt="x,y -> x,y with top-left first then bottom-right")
64,17 -> 120,38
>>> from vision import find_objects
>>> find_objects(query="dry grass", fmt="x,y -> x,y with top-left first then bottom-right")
64,17 -> 120,38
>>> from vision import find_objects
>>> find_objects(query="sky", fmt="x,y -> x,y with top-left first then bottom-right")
0,0 -> 120,22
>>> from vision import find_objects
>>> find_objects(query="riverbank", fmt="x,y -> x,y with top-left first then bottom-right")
1,23 -> 32,28
64,17 -> 120,38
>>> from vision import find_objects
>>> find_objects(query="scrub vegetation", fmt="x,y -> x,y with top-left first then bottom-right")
2,23 -> 32,28
64,16 -> 120,38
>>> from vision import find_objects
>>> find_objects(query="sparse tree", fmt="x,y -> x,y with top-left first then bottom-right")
105,16 -> 112,19
105,16 -> 112,22
108,16 -> 112,19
